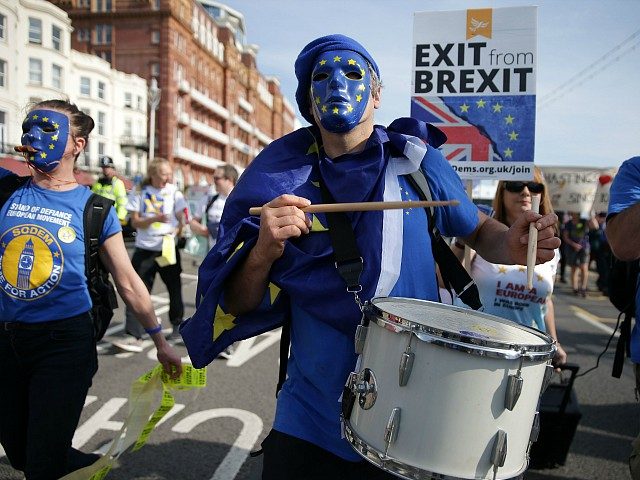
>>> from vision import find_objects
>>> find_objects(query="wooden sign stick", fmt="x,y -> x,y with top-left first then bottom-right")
527,195 -> 542,289
249,199 -> 459,216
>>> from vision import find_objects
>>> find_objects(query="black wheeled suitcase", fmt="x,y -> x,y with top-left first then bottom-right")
529,363 -> 582,469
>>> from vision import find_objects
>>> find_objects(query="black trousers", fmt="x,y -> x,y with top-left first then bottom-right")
124,246 -> 184,338
0,313 -> 98,480
261,429 -> 400,480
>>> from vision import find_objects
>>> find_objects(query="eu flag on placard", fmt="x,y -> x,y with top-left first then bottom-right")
411,95 -> 535,163
179,119 -> 452,368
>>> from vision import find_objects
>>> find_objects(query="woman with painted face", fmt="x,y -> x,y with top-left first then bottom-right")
0,99 -> 182,480
451,167 -> 568,368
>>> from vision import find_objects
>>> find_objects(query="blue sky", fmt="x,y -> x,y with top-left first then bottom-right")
224,0 -> 639,169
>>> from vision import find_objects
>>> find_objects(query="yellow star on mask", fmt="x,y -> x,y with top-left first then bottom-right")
53,122 -> 59,129
40,152 -> 47,158
348,59 -> 356,65
332,107 -> 339,114
346,104 -> 353,113
49,144 -> 54,150
52,134 -> 58,141
42,117 -> 49,122
319,59 -> 327,65
360,68 -> 365,76
315,96 -> 320,104
333,55 -> 341,62
321,105 -> 328,113
476,99 -> 486,108
358,84 -> 366,91
213,305 -> 236,340
32,114 -> 39,119
356,94 -> 362,102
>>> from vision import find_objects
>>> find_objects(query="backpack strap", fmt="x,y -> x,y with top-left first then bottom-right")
83,194 -> 114,297
0,174 -> 31,210
205,194 -> 220,214
405,170 -> 483,311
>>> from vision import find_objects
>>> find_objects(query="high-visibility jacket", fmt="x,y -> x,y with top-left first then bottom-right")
91,176 -> 128,222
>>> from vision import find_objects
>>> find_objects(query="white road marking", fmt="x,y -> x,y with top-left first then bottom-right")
570,305 -> 617,336
172,408 -> 263,480
73,398 -> 127,448
226,330 -> 282,367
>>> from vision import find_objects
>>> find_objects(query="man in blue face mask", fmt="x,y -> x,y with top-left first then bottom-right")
181,34 -> 561,479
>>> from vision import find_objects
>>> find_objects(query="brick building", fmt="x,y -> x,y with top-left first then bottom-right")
49,0 -> 297,186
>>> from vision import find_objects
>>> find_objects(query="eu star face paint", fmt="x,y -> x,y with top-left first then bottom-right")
21,109 -> 70,172
310,49 -> 371,133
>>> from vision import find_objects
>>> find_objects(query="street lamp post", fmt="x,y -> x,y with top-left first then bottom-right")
148,77 -> 161,161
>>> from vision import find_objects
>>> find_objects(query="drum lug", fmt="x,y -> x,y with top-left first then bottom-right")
490,429 -> 508,480
342,372 -> 358,420
383,407 -> 401,455
541,363 -> 554,393
355,368 -> 378,410
398,350 -> 415,387
505,374 -> 523,411
354,324 -> 368,355
529,411 -> 541,443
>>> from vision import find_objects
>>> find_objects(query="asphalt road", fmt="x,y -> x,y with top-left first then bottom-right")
1,252 -> 636,480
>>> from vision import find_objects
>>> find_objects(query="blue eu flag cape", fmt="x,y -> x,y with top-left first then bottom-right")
180,118 -> 457,368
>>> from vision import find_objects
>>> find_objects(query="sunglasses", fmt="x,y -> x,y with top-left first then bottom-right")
504,181 -> 545,194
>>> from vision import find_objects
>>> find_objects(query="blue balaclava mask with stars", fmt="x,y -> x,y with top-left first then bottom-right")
310,49 -> 371,133
21,109 -> 70,172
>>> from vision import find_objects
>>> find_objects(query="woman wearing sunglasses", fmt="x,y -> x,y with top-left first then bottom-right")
452,167 -> 567,368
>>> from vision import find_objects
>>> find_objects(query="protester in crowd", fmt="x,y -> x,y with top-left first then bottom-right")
0,99 -> 182,480
190,164 -> 238,249
605,156 -> 640,478
113,158 -> 187,351
181,34 -> 560,479
91,155 -> 128,224
451,168 -> 567,367
563,211 -> 598,297
589,211 -> 611,295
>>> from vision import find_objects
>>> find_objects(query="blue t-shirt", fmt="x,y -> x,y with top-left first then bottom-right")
274,149 -> 479,460
607,156 -> 640,362
0,169 -> 121,323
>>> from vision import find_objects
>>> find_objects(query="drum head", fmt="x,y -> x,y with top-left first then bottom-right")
370,297 -> 554,357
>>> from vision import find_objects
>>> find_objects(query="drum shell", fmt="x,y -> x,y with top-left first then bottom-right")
348,299 -> 553,480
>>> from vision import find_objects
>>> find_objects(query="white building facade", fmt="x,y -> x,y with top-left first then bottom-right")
0,0 -> 148,178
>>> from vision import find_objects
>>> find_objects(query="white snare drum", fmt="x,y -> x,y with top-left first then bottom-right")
343,297 -> 555,480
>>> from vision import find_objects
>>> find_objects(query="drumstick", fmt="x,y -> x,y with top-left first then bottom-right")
526,195 -> 541,289
249,199 -> 459,216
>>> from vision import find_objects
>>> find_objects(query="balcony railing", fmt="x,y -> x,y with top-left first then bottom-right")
120,135 -> 149,149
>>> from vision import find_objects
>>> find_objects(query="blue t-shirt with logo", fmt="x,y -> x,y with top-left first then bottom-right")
274,154 -> 479,460
0,169 -> 121,323
607,156 -> 640,363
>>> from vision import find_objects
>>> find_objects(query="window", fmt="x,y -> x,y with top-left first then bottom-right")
77,28 -> 89,42
124,153 -> 132,176
29,18 -> 42,44
0,111 -> 6,152
0,14 -> 6,41
95,24 -> 112,44
51,64 -> 62,89
137,95 -> 143,110
98,81 -> 105,99
0,60 -> 5,87
152,0 -> 160,10
80,76 -> 90,96
97,112 -> 106,135
151,30 -> 160,44
151,62 -> 160,77
124,118 -> 132,136
98,142 -> 105,156
124,92 -> 132,108
99,51 -> 111,63
96,0 -> 112,11
29,58 -> 42,85
78,0 -> 90,7
52,25 -> 62,51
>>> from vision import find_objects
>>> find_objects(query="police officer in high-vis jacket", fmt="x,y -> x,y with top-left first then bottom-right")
92,155 -> 128,223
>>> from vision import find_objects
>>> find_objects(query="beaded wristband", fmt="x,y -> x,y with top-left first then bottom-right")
144,324 -> 163,335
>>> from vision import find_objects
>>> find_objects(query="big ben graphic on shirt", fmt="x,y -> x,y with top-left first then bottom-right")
0,224 -> 64,300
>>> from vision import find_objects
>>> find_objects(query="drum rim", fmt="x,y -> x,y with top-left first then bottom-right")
343,419 -> 528,480
367,297 -> 556,360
